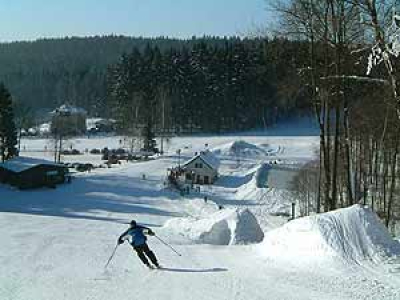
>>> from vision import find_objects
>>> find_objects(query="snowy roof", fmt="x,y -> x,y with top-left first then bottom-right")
0,157 -> 66,173
51,104 -> 87,115
39,123 -> 51,133
183,150 -> 220,170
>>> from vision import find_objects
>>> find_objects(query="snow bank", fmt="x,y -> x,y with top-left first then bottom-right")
163,208 -> 264,245
212,140 -> 276,157
260,205 -> 400,264
235,168 -> 260,199
234,164 -> 294,216
38,123 -> 51,134
233,163 -> 272,194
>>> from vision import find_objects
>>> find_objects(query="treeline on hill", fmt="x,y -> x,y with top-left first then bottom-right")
0,36 -> 187,116
0,35 -> 312,129
107,38 -> 311,134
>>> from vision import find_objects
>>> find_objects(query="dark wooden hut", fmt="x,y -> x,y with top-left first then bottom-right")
0,157 -> 68,189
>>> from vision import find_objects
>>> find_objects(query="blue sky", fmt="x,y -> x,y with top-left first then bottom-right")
0,0 -> 269,42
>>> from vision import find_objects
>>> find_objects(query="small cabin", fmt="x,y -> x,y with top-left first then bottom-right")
0,157 -> 69,189
180,150 -> 220,185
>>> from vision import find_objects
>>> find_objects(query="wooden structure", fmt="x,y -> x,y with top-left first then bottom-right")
0,157 -> 69,189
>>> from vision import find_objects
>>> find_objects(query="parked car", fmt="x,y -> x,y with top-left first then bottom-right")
90,148 -> 101,154
75,163 -> 94,172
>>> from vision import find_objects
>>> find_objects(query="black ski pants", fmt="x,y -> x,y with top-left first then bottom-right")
133,243 -> 159,267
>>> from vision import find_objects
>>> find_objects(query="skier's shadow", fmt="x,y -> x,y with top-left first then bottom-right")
160,267 -> 227,273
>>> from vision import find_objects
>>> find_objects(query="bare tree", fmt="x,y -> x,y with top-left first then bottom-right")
271,0 -> 368,211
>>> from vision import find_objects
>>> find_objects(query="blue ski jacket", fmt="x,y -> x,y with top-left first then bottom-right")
119,225 -> 151,247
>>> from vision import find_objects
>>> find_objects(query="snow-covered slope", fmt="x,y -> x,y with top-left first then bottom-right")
260,205 -> 400,264
234,164 -> 295,217
3,134 -> 400,300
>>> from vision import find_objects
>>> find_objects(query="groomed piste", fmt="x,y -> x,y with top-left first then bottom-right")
3,133 -> 400,300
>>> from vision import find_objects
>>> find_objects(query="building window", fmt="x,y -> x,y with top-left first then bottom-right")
46,170 -> 59,176
195,163 -> 203,168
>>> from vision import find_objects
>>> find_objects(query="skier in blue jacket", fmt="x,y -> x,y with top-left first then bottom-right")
118,220 -> 160,269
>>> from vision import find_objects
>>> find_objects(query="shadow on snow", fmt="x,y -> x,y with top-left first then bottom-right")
0,173 -> 183,223
214,173 -> 254,189
159,267 -> 228,273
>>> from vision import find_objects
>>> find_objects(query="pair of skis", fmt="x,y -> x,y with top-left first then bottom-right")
147,264 -> 163,270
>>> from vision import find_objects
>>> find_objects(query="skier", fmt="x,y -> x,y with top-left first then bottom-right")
118,220 -> 161,269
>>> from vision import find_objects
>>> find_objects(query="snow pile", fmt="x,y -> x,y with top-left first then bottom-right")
235,167 -> 261,199
234,164 -> 294,216
213,140 -> 272,158
260,205 -> 400,263
163,208 -> 264,245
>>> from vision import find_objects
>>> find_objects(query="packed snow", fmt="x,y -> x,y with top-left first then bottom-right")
260,205 -> 400,263
2,127 -> 400,300
163,208 -> 264,245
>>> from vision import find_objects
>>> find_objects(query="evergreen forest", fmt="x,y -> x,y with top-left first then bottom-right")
0,36 -> 311,132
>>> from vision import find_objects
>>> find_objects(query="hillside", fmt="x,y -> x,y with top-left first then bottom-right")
0,35 -> 239,114
0,36 -> 312,128
0,36 -> 184,114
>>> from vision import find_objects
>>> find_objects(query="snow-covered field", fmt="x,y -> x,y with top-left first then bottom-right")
2,129 -> 400,300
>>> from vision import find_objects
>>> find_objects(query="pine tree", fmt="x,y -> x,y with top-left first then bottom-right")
0,83 -> 18,162
141,121 -> 157,153
107,38 -> 314,135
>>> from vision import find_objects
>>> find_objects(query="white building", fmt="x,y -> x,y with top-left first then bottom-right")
180,150 -> 220,185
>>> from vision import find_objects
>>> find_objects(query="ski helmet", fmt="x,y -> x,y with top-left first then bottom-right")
130,220 -> 137,227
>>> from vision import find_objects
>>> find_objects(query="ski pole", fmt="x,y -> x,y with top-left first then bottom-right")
154,235 -> 182,257
104,243 -> 119,269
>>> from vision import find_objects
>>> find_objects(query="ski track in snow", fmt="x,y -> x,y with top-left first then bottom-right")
1,134 -> 400,299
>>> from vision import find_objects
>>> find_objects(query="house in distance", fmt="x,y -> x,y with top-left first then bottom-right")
0,157 -> 69,189
50,104 -> 87,136
170,150 -> 220,185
